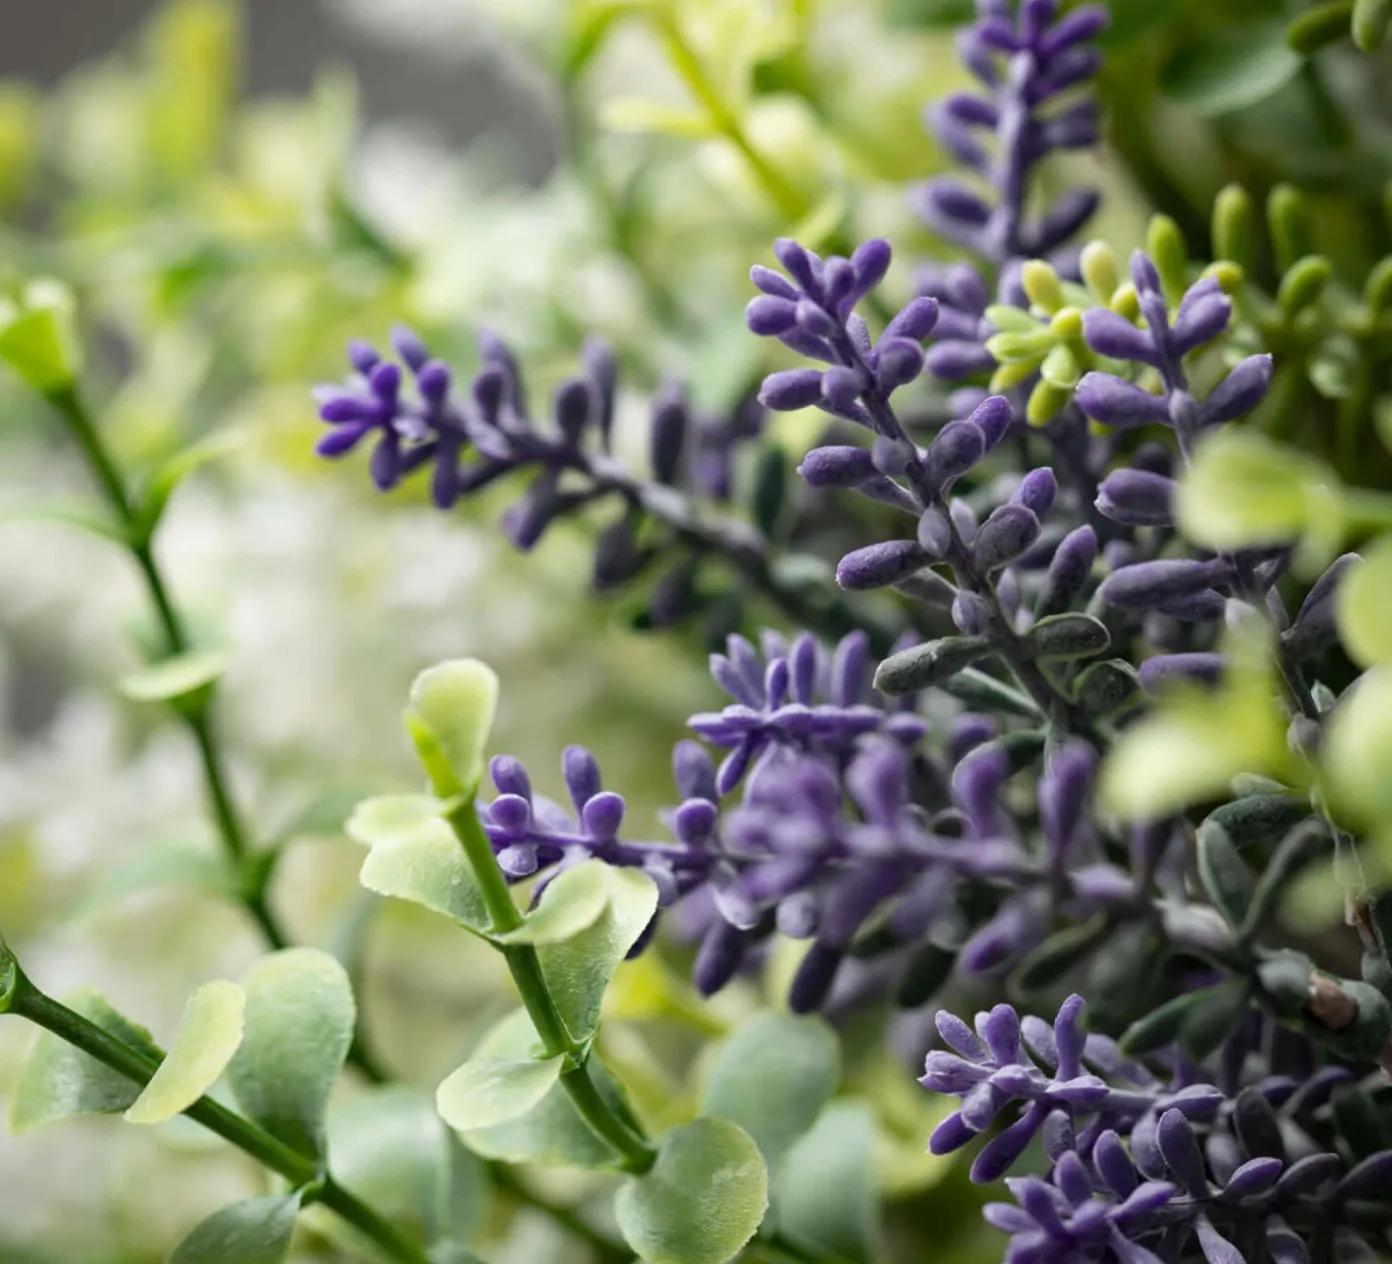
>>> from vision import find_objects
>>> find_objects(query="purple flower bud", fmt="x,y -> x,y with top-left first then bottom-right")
582,791 -> 625,839
789,941 -> 844,1013
1037,524 -> 1096,618
1082,309 -> 1158,364
316,421 -> 372,456
927,340 -> 996,381
1075,372 -> 1170,428
562,745 -> 602,810
1096,468 -> 1175,526
1130,250 -> 1162,296
1026,188 -> 1100,256
800,445 -> 876,488
917,508 -> 953,557
795,299 -> 839,340
490,756 -> 533,800
694,920 -> 748,996
1040,740 -> 1096,863
1100,559 -> 1230,609
750,265 -> 800,300
851,238 -> 893,296
940,91 -> 999,127
877,337 -> 926,390
1170,291 -> 1232,357
1285,553 -> 1358,659
1038,4 -> 1107,55
760,368 -> 826,411
972,505 -> 1041,572
1138,653 -> 1226,691
1159,589 -> 1227,622
649,385 -> 688,485
953,590 -> 993,634
884,297 -> 941,342
774,238 -> 822,298
391,324 -> 430,371
347,339 -> 380,374
925,420 -> 986,488
370,431 -> 402,490
969,395 -> 1014,449
489,793 -> 532,834
822,258 -> 858,312
836,540 -> 928,591
789,633 -> 818,704
1201,355 -> 1274,425
920,178 -> 994,228
830,630 -> 871,705
672,741 -> 717,803
1012,468 -> 1057,518
746,295 -> 798,335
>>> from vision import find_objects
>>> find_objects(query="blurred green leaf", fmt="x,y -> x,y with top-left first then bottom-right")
0,280 -> 82,394
405,660 -> 499,798
169,1194 -> 301,1264
134,431 -> 241,543
119,651 -> 228,711
1337,540 -> 1392,668
1160,24 -> 1302,117
126,980 -> 244,1124
615,1118 -> 768,1264
776,1101 -> 878,1264
228,949 -> 354,1158
75,838 -> 233,920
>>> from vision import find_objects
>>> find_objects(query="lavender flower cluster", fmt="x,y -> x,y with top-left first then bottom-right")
314,0 -> 1392,1258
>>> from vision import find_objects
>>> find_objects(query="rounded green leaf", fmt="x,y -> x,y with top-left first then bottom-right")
346,794 -> 447,847
1325,666 -> 1392,830
228,949 -> 355,1158
135,431 -> 242,543
437,1052 -> 565,1132
0,279 -> 82,394
615,1118 -> 768,1264
126,980 -> 245,1124
120,651 -> 228,709
450,1009 -> 626,1167
75,838 -> 233,921
538,865 -> 659,1043
10,989 -> 155,1132
1161,24 -> 1302,117
497,860 -> 610,946
699,1011 -> 839,1168
775,1102 -> 878,1264
357,817 -> 490,933
404,660 -> 499,797
169,1193 -> 302,1264
1337,539 -> 1392,668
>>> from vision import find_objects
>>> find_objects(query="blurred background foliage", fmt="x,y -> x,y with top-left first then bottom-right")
0,0 -> 1388,1260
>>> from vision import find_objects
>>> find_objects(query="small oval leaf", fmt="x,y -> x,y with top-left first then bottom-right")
169,1193 -> 302,1264
358,818 -> 491,933
497,861 -> 611,946
120,651 -> 228,707
615,1118 -> 769,1264
437,1053 -> 565,1132
346,794 -> 447,847
405,660 -> 499,797
126,980 -> 245,1124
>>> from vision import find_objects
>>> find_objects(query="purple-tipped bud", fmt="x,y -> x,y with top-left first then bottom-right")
1040,741 -> 1097,863
750,265 -> 800,301
800,445 -> 876,488
760,369 -> 826,412
837,540 -> 928,591
1012,468 -> 1057,518
921,178 -> 993,228
927,340 -> 996,381
1138,653 -> 1226,691
917,508 -> 953,557
554,377 -> 594,448
1170,291 -> 1233,357
1082,308 -> 1158,364
1038,4 -> 1108,55
788,941 -> 845,1013
972,505 -> 1041,572
1037,524 -> 1097,618
1130,250 -> 1162,296
694,921 -> 748,996
370,432 -> 402,490
1096,468 -> 1175,526
315,422 -> 371,456
884,297 -> 941,342
582,791 -> 626,839
1075,372 -> 1170,428
562,745 -> 602,810
391,324 -> 430,371
830,630 -> 871,706
746,295 -> 798,335
491,755 -> 533,800
1100,559 -> 1230,609
649,385 -> 688,485
953,590 -> 993,635
795,299 -> 839,340
347,339 -> 380,375
488,793 -> 532,834
820,366 -> 868,412
877,337 -> 926,390
1026,188 -> 1101,256
368,360 -> 402,401
822,257 -> 858,312
925,420 -> 986,488
1201,355 -> 1274,425
968,395 -> 1014,450
773,238 -> 821,297
851,238 -> 893,296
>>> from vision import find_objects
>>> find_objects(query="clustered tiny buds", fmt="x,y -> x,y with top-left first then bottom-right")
312,0 -> 1392,1259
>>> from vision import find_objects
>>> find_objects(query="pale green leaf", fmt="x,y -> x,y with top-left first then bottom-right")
135,430 -> 242,542
126,980 -> 244,1124
451,1010 -> 626,1168
437,1052 -> 565,1131
602,98 -> 715,138
1337,539 -> 1392,668
9,989 -> 155,1132
538,866 -> 658,1043
227,949 -> 355,1158
325,1087 -> 489,1248
0,498 -> 128,544
1325,666 -> 1392,830
699,1011 -> 839,1168
405,659 -> 498,797
357,818 -> 490,933
776,1102 -> 878,1264
346,794 -> 447,847
169,1193 -> 302,1264
615,1118 -> 768,1264
119,651 -> 228,706
74,839 -> 233,920
1161,24 -> 1302,116
497,860 -> 610,946
0,279 -> 82,393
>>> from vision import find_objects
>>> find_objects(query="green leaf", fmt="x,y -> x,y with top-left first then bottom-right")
1012,916 -> 1112,993
126,980 -> 244,1124
74,838 -> 233,920
450,1010 -> 625,1167
873,636 -> 995,696
134,430 -> 241,543
9,989 -> 155,1132
1205,793 -> 1310,849
437,1052 -> 565,1132
404,660 -> 499,798
119,651 -> 228,712
1025,614 -> 1110,660
699,1011 -> 839,1169
228,949 -> 355,1158
776,1102 -> 878,1264
615,1118 -> 769,1264
1278,255 -> 1332,316
0,498 -> 128,545
496,860 -> 610,946
1196,820 -> 1255,929
1071,660 -> 1142,717
1119,989 -> 1221,1055
1287,0 -> 1355,53
327,1087 -> 488,1246
1160,24 -> 1302,117
538,866 -> 658,1043
1179,978 -> 1251,1060
1353,0 -> 1392,49
1337,539 -> 1392,668
1324,665 -> 1392,830
169,1193 -> 302,1264
752,447 -> 788,539
1241,820 -> 1329,940
0,279 -> 82,394
602,98 -> 716,138
357,817 -> 491,934
346,794 -> 447,847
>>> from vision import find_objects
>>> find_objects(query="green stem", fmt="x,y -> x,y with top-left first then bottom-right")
443,799 -> 656,1173
491,1166 -> 632,1264
7,974 -> 431,1264
42,386 -> 385,1079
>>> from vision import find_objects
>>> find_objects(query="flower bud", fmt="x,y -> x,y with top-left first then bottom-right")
836,540 -> 929,591
760,368 -> 825,411
972,505 -> 1041,572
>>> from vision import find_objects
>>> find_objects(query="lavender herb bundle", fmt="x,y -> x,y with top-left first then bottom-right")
4,1 -> 1392,1263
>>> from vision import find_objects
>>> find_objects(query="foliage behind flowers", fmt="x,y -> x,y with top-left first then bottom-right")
4,0 -> 1392,1263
